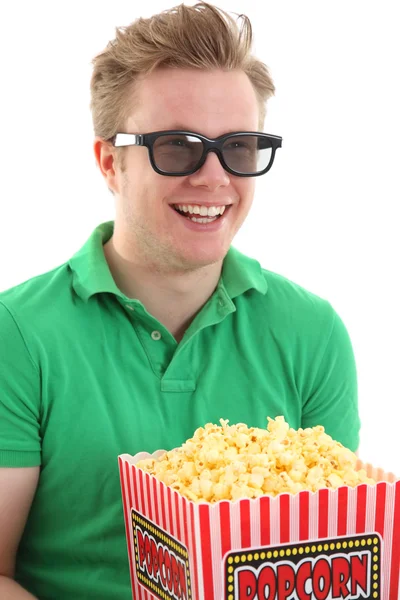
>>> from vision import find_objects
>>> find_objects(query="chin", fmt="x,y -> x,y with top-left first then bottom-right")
178,246 -> 227,270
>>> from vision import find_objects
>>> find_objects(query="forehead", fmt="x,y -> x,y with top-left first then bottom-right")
127,68 -> 259,135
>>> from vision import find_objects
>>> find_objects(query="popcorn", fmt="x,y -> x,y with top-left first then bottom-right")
136,416 -> 375,503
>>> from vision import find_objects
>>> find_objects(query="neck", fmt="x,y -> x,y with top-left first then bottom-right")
103,237 -> 223,342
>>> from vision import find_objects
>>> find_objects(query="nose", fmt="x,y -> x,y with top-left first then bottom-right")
188,151 -> 230,191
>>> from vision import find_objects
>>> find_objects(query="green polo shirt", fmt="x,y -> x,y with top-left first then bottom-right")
0,221 -> 360,599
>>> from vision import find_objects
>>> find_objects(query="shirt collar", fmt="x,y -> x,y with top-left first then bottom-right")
220,245 -> 268,299
69,221 -> 268,302
69,221 -> 121,302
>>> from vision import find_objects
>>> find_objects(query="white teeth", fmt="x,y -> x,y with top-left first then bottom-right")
199,206 -> 208,216
191,216 -> 218,223
173,204 -> 230,217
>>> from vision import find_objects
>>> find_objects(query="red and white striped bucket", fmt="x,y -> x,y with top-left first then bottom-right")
119,453 -> 400,600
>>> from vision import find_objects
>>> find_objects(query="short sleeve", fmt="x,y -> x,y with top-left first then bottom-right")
301,306 -> 360,452
0,301 -> 41,467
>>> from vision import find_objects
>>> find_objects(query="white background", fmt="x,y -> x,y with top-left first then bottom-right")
0,1 -> 399,472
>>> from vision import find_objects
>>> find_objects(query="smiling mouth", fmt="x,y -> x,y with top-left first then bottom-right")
171,204 -> 231,223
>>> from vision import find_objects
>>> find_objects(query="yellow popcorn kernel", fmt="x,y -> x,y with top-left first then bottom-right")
213,482 -> 230,500
234,433 -> 249,448
248,473 -> 264,489
199,478 -> 213,501
189,477 -> 201,496
194,459 -> 206,472
247,442 -> 262,454
277,451 -> 295,466
182,440 -> 196,453
327,473 -> 344,489
238,473 -> 251,485
235,423 -> 248,431
288,469 -> 305,483
184,488 -> 199,502
199,469 -> 212,481
251,466 -> 270,478
262,478 -> 276,494
171,482 -> 184,493
177,462 -> 197,481
137,458 -> 156,471
338,450 -> 357,469
306,466 -> 324,488
231,483 -> 246,501
247,454 -> 270,469
225,447 -> 238,460
268,440 -> 285,454
231,461 -> 247,476
220,467 -> 237,487
267,415 -> 289,440
289,482 -> 305,494
163,472 -> 178,486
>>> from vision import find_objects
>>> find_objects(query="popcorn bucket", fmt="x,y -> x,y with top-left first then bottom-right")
119,452 -> 400,600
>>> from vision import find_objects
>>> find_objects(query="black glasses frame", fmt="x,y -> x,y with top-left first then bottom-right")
108,130 -> 282,177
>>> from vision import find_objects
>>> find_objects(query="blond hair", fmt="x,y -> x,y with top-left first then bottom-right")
90,2 -> 275,143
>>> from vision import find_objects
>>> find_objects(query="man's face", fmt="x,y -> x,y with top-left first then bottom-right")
113,68 -> 260,272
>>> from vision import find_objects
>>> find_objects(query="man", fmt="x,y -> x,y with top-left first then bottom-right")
0,2 -> 360,598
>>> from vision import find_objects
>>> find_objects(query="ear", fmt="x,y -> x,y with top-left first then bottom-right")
93,137 -> 120,194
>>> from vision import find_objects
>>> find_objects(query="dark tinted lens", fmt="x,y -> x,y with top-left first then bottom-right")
222,135 -> 273,174
153,134 -> 203,173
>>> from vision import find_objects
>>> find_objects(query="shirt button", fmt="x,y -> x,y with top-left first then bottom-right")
151,330 -> 162,341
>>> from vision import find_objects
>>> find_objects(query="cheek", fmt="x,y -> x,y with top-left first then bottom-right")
237,180 -> 255,212
126,177 -> 179,227
120,159 -> 162,206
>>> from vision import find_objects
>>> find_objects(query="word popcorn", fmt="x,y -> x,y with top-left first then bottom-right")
136,416 -> 375,502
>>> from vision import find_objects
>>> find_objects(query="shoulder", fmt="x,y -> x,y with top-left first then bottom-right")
0,261 -> 72,346
262,267 -> 327,306
0,261 -> 70,307
254,267 -> 337,333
